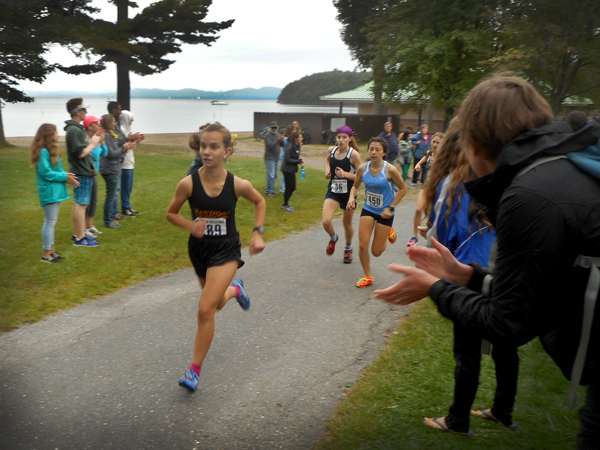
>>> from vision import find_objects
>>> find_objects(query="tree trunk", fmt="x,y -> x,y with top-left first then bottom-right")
372,62 -> 385,115
0,105 -> 6,145
117,62 -> 131,111
116,0 -> 130,111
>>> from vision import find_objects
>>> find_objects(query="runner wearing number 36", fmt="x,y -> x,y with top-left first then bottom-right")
166,122 -> 266,392
322,125 -> 362,263
347,137 -> 407,287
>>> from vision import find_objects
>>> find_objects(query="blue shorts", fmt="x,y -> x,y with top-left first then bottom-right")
325,191 -> 356,210
73,175 -> 94,205
361,208 -> 394,227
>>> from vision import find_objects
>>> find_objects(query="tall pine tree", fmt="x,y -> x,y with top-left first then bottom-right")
0,0 -> 102,144
86,0 -> 234,110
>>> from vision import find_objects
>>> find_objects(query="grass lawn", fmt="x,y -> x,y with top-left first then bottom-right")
0,144 -> 328,330
316,300 -> 583,449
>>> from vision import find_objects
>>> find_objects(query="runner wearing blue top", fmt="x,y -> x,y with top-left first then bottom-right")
323,125 -> 362,263
347,137 -> 407,287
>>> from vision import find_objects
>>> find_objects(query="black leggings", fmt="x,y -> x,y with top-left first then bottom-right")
283,172 -> 296,205
445,322 -> 519,432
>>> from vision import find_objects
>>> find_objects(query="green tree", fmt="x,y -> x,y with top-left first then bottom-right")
0,0 -> 102,144
367,0 -> 496,126
333,0 -> 387,113
84,0 -> 233,111
491,0 -> 600,114
277,70 -> 371,105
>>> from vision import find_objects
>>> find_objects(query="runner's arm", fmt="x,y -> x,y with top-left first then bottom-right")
346,164 -> 365,211
235,177 -> 266,255
166,176 -> 205,236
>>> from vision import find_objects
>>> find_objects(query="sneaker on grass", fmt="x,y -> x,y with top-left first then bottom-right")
73,237 -> 100,247
87,225 -> 102,235
178,369 -> 199,392
41,254 -> 61,263
105,221 -> 121,228
231,277 -> 250,310
72,234 -> 96,242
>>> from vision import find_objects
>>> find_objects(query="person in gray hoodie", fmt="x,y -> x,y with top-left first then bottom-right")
263,121 -> 283,196
99,114 -> 136,228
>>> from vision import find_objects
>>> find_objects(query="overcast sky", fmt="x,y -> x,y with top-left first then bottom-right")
18,0 -> 359,93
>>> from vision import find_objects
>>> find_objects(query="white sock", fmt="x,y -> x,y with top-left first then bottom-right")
330,233 -> 338,242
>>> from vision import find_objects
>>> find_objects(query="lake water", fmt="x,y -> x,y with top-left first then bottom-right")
2,98 -> 357,137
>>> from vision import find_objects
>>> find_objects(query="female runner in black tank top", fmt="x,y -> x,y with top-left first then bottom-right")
166,123 -> 266,392
322,126 -> 362,264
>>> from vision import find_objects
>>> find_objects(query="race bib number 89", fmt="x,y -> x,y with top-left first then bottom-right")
331,179 -> 348,193
199,218 -> 227,236
365,192 -> 383,208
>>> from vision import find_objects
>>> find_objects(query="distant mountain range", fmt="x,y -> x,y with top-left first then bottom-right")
25,87 -> 282,100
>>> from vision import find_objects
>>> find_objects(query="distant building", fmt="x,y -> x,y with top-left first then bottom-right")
320,81 -> 445,132
321,81 -> 596,131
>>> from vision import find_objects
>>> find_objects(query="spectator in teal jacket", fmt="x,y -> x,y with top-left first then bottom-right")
31,124 -> 79,263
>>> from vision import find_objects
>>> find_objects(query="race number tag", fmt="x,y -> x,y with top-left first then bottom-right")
365,192 -> 383,208
331,179 -> 348,193
200,218 -> 227,236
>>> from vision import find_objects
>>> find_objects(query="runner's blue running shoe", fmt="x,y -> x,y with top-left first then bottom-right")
179,369 -> 199,392
231,278 -> 250,310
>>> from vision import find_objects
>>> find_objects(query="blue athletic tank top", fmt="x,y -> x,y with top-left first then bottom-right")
327,146 -> 357,195
362,161 -> 395,215
188,170 -> 238,239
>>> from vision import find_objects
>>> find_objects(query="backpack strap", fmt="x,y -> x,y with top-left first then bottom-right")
568,256 -> 600,408
426,176 -> 453,247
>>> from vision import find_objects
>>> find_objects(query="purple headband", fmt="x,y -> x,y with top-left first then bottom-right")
336,125 -> 353,137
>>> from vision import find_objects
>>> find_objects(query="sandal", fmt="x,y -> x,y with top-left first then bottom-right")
423,416 -> 473,437
471,409 -> 518,431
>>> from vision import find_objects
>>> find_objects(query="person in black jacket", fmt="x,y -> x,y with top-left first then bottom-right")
280,132 -> 304,212
374,76 -> 600,448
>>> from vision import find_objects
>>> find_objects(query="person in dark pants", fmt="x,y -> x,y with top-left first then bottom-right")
280,132 -> 303,212
375,76 -> 600,447
378,121 -> 399,164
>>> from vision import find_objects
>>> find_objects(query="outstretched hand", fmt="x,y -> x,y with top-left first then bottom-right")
373,264 -> 439,305
408,237 -> 473,285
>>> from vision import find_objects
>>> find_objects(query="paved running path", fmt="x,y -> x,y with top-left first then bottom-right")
0,198 -> 418,450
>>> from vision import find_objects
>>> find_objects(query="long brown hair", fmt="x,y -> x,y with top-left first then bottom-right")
422,119 -> 490,232
30,124 -> 59,167
458,75 -> 553,161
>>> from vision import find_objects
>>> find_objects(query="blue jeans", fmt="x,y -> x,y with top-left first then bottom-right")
278,148 -> 286,193
112,174 -> 121,218
102,173 -> 119,225
121,168 -> 134,211
265,160 -> 278,194
42,202 -> 61,250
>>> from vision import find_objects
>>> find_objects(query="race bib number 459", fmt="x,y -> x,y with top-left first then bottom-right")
198,218 -> 227,236
365,192 -> 383,208
331,179 -> 348,193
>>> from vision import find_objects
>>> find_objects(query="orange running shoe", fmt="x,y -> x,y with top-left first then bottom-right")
388,226 -> 397,244
356,276 -> 374,288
